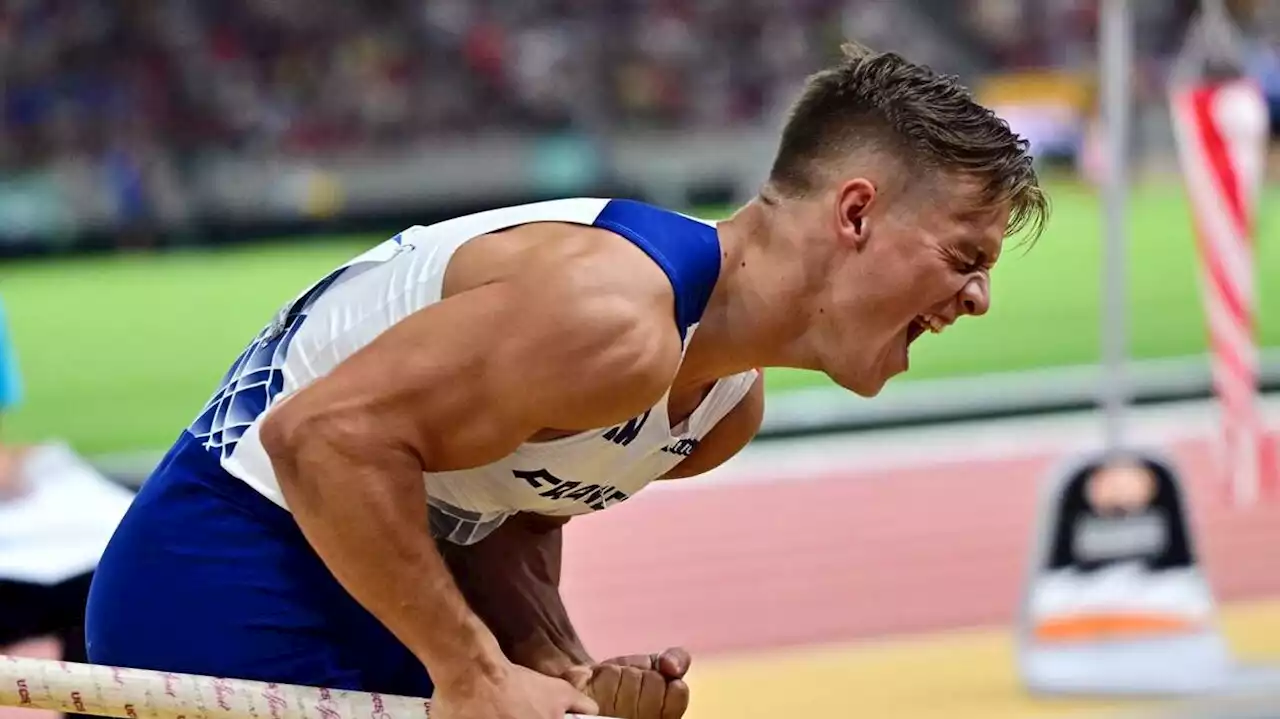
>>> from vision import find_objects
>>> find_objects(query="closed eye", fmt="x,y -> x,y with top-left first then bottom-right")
954,253 -> 988,274
963,250 -> 992,274
944,245 -> 994,274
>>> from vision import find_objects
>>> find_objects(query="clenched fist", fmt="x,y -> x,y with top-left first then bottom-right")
582,647 -> 691,719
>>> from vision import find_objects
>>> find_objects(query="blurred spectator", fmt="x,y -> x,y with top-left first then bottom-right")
1247,38 -> 1280,137
0,299 -> 19,413
0,0 -> 867,168
0,297 -> 135,719
0,0 -> 1271,218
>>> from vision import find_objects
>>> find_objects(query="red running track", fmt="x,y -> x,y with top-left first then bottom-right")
3,431 -> 1279,719
561,432 -> 1280,659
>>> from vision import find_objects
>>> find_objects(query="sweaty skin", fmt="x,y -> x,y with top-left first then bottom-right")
261,168 -> 1013,719
436,374 -> 763,719
260,224 -> 732,719
439,515 -> 696,719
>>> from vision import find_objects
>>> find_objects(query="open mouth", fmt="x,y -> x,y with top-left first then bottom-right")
907,320 -> 926,345
907,314 -> 948,346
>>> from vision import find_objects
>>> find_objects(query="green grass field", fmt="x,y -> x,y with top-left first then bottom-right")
1,180 -> 1278,455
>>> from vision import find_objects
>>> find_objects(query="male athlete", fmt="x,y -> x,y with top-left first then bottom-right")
85,43 -> 1048,719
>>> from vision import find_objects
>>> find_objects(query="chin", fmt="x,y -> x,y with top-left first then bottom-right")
818,337 -> 909,397
856,374 -> 893,398
829,369 -> 892,398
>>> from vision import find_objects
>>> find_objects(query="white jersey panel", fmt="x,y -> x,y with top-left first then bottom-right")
188,198 -> 755,545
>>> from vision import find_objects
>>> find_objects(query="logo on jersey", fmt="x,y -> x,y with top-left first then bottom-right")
603,410 -> 651,447
662,438 -> 700,457
513,469 -> 630,511
261,304 -> 292,342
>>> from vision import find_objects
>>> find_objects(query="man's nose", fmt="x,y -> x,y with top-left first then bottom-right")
959,274 -> 990,317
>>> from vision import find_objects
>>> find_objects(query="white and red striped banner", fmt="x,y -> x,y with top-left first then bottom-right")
1169,77 -> 1278,506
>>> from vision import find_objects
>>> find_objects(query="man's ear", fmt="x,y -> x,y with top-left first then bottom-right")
835,178 -> 877,251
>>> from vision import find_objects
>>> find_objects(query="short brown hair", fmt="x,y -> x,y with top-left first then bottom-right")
768,41 -> 1048,243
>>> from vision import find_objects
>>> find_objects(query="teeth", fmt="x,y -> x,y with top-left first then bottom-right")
918,314 -> 946,334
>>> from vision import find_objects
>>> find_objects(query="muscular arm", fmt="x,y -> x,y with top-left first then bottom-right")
259,241 -> 682,692
441,373 -> 765,678
440,514 -> 592,675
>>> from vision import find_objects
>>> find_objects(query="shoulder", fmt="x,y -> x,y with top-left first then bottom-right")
448,197 -> 722,330
440,221 -> 688,425
522,233 -> 688,420
257,207 -> 708,467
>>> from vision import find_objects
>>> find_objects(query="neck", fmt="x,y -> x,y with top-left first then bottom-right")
676,194 -> 826,387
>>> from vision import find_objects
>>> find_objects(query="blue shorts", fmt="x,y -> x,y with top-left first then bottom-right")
85,431 -> 436,697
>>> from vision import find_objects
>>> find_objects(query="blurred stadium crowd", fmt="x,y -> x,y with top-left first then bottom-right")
2,0 -> 1274,167
0,0 -> 864,169
0,0 -> 1276,250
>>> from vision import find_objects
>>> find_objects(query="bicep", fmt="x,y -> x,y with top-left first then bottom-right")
261,279 -> 680,473
663,372 -> 764,480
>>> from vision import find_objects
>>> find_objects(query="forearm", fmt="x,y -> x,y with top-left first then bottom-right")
440,514 -> 593,671
269,435 -> 506,688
